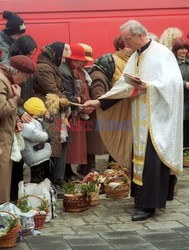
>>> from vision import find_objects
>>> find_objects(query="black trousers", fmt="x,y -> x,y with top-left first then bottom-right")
184,120 -> 189,147
30,160 -> 51,183
131,134 -> 176,209
10,160 -> 24,201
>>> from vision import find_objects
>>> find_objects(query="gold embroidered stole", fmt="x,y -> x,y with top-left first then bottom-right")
132,54 -> 148,186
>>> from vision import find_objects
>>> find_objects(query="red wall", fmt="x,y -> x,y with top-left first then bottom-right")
0,0 -> 189,60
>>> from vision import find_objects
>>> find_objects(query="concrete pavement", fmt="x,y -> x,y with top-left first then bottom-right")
13,156 -> 189,249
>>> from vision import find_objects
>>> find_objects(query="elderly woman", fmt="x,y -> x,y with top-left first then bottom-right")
33,42 -> 70,185
172,38 -> 189,147
3,34 -> 37,201
59,43 -> 92,180
85,52 -> 133,174
0,55 -> 35,203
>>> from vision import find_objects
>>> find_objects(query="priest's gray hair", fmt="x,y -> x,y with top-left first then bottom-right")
120,20 -> 147,36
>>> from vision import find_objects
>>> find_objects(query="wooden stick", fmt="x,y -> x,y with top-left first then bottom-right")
69,102 -> 85,107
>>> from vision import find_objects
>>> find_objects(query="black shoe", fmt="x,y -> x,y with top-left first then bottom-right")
132,208 -> 155,221
82,166 -> 95,176
64,173 -> 83,182
77,165 -> 84,175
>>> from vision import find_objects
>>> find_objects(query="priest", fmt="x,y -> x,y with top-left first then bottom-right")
84,20 -> 183,221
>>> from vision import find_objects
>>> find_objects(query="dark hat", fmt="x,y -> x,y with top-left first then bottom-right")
42,42 -> 65,66
3,11 -> 26,36
10,55 -> 35,74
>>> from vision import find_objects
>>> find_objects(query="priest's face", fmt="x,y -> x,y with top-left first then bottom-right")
122,27 -> 140,51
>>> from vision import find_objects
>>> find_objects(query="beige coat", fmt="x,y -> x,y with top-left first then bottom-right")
0,71 -> 17,203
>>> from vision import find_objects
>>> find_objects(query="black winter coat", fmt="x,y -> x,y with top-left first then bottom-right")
177,57 -> 189,120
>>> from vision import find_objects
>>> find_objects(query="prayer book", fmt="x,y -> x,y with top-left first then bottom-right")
123,73 -> 147,86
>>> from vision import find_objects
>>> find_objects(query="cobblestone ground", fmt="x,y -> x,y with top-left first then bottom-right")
14,156 -> 189,249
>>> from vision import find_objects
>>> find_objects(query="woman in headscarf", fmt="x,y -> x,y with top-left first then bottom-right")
33,42 -> 71,185
84,53 -> 117,174
85,51 -> 133,174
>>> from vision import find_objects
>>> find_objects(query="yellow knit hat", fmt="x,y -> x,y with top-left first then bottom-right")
24,97 -> 46,116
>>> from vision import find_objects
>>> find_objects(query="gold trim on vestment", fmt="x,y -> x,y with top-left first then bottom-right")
147,85 -> 182,174
133,155 -> 145,165
132,53 -> 149,186
132,174 -> 143,186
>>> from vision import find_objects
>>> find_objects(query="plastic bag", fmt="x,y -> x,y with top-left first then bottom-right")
20,215 -> 35,236
0,203 -> 36,236
10,132 -> 25,162
18,178 -> 57,222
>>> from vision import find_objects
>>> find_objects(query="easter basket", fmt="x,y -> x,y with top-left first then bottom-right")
0,210 -> 21,248
63,181 -> 89,212
183,148 -> 189,167
104,173 -> 130,199
17,194 -> 49,230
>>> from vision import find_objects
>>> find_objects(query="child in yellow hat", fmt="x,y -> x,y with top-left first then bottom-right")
21,97 -> 52,183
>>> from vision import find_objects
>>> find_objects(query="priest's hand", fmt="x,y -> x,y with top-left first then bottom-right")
84,100 -> 100,111
131,79 -> 147,91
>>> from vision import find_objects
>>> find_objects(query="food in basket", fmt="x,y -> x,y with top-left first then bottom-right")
104,169 -> 116,176
104,172 -> 130,199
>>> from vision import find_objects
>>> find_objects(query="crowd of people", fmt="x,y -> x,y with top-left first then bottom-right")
0,10 -> 187,221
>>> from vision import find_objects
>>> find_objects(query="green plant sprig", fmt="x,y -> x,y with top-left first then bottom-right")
17,194 -> 32,213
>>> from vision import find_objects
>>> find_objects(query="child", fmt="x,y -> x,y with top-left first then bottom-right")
21,97 -> 52,183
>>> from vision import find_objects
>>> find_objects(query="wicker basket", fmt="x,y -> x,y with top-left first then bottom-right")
105,173 -> 130,199
63,181 -> 89,212
63,194 -> 89,212
30,195 -> 48,230
89,191 -> 100,206
106,162 -> 130,178
0,210 -> 21,248
105,183 -> 129,199
18,194 -> 49,230
183,148 -> 189,167
107,162 -> 124,171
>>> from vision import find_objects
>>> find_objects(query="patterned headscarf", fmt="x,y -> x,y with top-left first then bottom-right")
42,42 -> 65,66
88,53 -> 115,83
